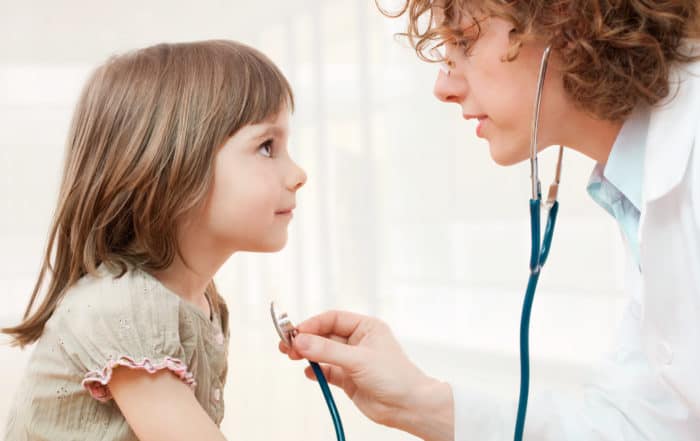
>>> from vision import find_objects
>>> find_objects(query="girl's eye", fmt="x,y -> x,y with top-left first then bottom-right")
258,139 -> 273,158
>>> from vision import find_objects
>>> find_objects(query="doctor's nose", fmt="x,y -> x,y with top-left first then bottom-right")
433,69 -> 466,104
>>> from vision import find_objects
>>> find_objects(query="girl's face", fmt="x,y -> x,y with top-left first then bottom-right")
200,108 -> 307,253
433,13 -> 570,165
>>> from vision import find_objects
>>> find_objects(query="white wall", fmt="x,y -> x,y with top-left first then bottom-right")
1,1 -> 626,439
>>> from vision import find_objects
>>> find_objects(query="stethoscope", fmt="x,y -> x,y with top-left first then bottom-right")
270,302 -> 346,441
515,44 -> 563,441
271,45 -> 562,441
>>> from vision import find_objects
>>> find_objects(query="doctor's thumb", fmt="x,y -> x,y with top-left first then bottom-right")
293,333 -> 363,370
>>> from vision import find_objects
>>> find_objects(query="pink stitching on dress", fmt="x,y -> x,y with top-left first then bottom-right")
81,355 -> 197,402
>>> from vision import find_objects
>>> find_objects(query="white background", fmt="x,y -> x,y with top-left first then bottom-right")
1,1 -> 626,439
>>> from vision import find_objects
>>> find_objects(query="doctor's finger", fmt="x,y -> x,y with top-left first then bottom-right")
292,333 -> 367,371
296,310 -> 370,339
279,341 -> 304,360
279,334 -> 348,360
304,363 -> 352,393
283,334 -> 348,346
328,334 -> 349,344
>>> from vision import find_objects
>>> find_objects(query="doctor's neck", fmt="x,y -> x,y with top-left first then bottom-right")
555,110 -> 624,165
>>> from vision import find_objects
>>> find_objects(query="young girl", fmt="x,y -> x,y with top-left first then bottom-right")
2,40 -> 306,440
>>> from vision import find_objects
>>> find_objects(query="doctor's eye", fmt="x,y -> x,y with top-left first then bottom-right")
258,139 -> 274,158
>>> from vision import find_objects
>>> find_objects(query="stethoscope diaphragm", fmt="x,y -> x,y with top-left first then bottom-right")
270,301 -> 298,347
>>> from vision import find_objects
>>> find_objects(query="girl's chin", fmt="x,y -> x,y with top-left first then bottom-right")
254,236 -> 288,253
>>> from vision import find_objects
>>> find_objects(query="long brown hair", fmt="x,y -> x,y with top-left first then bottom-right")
2,40 -> 294,347
379,0 -> 700,121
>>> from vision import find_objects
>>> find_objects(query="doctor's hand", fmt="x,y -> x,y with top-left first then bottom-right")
278,310 -> 454,441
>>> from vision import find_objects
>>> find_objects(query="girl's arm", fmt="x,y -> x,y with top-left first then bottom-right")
110,368 -> 227,441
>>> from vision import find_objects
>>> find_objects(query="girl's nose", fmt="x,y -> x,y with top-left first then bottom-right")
287,161 -> 307,192
433,69 -> 465,104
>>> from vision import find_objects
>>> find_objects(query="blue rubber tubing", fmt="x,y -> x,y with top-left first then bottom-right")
310,361 -> 346,441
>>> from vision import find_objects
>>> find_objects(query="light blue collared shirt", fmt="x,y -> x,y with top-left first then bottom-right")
586,107 -> 649,269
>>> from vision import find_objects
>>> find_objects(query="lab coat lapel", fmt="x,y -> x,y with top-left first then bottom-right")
642,63 -> 700,205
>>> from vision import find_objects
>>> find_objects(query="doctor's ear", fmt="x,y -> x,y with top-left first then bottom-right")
501,35 -> 524,63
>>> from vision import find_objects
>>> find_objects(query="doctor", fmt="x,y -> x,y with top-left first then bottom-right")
280,1 -> 700,440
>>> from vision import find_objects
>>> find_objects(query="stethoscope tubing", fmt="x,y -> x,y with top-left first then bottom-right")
514,200 -> 559,441
514,43 -> 563,441
309,361 -> 346,441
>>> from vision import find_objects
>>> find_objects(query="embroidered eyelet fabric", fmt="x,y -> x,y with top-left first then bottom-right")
3,264 -> 229,440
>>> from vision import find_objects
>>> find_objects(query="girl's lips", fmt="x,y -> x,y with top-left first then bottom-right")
476,117 -> 488,138
275,205 -> 295,215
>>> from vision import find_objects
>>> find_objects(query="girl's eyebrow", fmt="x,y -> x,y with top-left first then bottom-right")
250,125 -> 286,141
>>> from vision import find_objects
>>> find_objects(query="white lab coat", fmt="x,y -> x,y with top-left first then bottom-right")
453,56 -> 700,440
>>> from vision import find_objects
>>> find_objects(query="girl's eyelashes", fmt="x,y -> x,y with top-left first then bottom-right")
258,138 -> 274,158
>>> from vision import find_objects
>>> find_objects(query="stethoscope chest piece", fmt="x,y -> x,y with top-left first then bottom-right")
270,301 -> 346,440
270,301 -> 298,347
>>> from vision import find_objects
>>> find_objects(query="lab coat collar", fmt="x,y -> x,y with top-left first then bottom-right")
601,106 -> 649,211
643,51 -> 700,204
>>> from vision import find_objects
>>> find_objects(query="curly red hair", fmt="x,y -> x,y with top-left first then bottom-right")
379,0 -> 700,121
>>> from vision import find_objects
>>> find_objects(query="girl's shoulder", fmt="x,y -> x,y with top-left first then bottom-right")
56,264 -> 180,324
49,263 -> 220,353
43,264 -> 209,403
46,264 -> 191,360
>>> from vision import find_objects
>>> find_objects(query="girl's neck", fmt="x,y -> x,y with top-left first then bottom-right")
152,255 -> 213,303
151,221 -> 233,308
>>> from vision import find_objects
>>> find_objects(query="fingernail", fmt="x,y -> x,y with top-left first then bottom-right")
294,334 -> 310,351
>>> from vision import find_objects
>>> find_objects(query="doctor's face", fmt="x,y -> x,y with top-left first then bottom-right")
433,13 -> 569,166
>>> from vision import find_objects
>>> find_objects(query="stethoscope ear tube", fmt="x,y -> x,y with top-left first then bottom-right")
529,46 -> 552,200
528,200 -> 541,272
515,45 -> 563,441
539,201 -> 559,267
